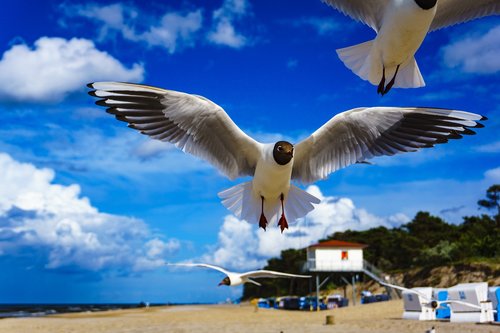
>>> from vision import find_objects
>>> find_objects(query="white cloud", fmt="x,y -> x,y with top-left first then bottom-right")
66,3 -> 137,41
41,128 -> 212,180
207,0 -> 251,48
293,17 -> 341,35
484,166 -> 500,183
133,139 -> 175,160
441,25 -> 500,75
417,90 -> 464,101
140,11 -> 203,53
476,140 -> 500,153
201,185 -> 407,270
62,3 -> 202,53
64,1 -> 252,51
207,19 -> 247,48
0,153 -> 180,273
0,37 -> 143,103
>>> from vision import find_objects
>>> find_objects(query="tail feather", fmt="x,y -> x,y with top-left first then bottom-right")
394,58 -> 425,88
336,40 -> 375,83
285,185 -> 320,223
218,183 -> 321,227
337,41 -> 426,89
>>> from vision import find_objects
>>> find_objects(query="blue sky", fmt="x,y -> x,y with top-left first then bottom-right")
0,0 -> 498,304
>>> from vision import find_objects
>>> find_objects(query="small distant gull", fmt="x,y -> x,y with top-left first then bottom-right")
88,82 -> 486,232
379,280 -> 482,310
426,326 -> 435,333
167,263 -> 311,286
322,0 -> 500,95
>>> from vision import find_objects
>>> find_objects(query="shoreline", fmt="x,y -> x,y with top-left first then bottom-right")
0,300 -> 498,333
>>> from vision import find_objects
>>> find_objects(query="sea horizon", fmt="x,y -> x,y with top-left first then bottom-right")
0,302 -> 219,318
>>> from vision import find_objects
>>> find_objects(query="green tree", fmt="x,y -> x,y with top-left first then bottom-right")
478,184 -> 500,218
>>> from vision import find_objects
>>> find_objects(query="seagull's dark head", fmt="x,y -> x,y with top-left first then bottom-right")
273,141 -> 294,166
430,300 -> 438,309
218,276 -> 230,286
414,0 -> 437,10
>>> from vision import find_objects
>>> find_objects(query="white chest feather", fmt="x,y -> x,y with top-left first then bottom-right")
228,274 -> 243,286
375,0 -> 436,66
252,144 -> 293,200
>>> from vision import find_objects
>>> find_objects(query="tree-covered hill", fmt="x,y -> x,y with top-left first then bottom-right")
242,185 -> 500,300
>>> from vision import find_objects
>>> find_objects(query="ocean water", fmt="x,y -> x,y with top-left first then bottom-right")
0,303 -> 164,318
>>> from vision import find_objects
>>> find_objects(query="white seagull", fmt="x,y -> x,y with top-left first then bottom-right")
167,263 -> 311,286
322,0 -> 500,95
379,280 -> 482,310
88,82 -> 486,232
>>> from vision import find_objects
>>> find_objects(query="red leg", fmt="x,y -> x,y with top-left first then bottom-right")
278,193 -> 288,233
259,196 -> 268,231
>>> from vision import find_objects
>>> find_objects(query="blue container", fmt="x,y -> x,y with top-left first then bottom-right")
435,290 -> 450,319
490,287 -> 500,322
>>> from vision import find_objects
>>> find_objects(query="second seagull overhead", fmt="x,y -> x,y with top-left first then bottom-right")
322,0 -> 500,95
88,82 -> 486,233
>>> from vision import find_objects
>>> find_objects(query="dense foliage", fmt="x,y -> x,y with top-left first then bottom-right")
242,185 -> 500,300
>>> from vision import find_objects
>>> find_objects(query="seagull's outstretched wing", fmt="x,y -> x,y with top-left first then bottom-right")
88,82 -> 261,180
167,263 -> 231,276
292,107 -> 485,184
241,270 -> 312,279
441,300 -> 482,310
321,0 -> 389,31
378,280 -> 432,302
430,0 -> 500,31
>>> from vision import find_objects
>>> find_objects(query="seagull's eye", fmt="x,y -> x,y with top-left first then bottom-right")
277,146 -> 283,152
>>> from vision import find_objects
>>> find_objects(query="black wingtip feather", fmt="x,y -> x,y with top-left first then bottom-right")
86,82 -> 95,88
95,99 -> 109,107
481,115 -> 488,121
462,128 -> 476,135
435,137 -> 448,144
106,108 -> 119,115
115,115 -> 129,122
448,131 -> 463,139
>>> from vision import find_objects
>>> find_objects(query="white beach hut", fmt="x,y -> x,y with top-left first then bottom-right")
448,282 -> 494,323
401,287 -> 436,321
306,240 -> 367,272
488,286 -> 499,322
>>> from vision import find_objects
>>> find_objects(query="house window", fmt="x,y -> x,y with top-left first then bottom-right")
341,251 -> 348,261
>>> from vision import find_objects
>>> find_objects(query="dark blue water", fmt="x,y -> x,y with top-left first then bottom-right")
0,303 -> 165,318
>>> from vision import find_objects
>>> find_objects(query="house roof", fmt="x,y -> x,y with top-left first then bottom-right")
308,239 -> 368,249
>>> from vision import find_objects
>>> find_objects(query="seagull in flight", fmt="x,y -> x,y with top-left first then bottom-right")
322,0 -> 500,95
88,82 -> 485,232
379,280 -> 482,311
167,263 -> 311,286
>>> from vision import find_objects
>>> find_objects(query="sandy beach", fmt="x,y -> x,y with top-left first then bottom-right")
0,300 -> 498,333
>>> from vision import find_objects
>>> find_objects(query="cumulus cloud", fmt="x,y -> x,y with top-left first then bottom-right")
0,153 -> 180,273
0,37 -> 143,103
201,185 -> 408,270
441,25 -> 500,75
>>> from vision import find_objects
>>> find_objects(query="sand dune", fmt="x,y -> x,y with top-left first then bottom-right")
0,300 -> 497,333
